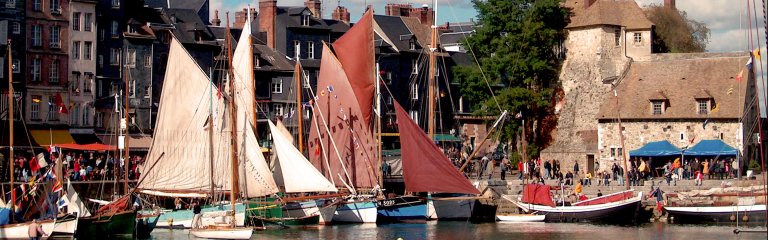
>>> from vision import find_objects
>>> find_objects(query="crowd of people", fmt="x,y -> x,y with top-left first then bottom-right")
2,150 -> 145,183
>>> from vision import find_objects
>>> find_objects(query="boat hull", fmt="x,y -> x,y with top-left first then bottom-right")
665,205 -> 768,224
52,214 -> 78,235
508,192 -> 643,224
250,214 -> 321,229
0,219 -> 56,239
136,213 -> 161,238
189,226 -> 253,239
497,214 -> 546,222
432,197 -> 474,220
154,203 -> 245,228
333,200 -> 377,223
75,210 -> 137,238
283,199 -> 337,224
376,196 -> 427,223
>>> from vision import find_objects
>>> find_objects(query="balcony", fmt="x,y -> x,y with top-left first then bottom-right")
49,42 -> 61,49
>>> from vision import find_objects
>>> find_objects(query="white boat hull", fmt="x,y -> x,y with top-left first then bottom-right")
497,214 -> 545,222
52,216 -> 79,235
156,211 -> 245,228
426,199 -> 437,220
505,190 -> 643,223
0,219 -> 56,239
333,201 -> 377,223
283,200 -> 337,224
189,227 -> 253,239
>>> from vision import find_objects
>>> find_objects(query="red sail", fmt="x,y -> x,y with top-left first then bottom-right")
332,9 -> 375,128
394,102 -> 480,194
307,43 -> 378,189
521,184 -> 556,207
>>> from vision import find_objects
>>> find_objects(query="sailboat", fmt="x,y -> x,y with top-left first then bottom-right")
51,179 -> 89,236
0,40 -> 57,240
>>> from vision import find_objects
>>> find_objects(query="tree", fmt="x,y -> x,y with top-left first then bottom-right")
454,0 -> 569,157
644,5 -> 710,53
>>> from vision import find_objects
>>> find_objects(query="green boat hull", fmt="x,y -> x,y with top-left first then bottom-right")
75,210 -> 137,238
251,214 -> 320,229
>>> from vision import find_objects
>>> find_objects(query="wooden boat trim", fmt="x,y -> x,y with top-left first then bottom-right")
0,219 -> 55,228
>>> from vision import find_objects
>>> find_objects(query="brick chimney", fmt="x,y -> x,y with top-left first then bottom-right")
414,4 -> 434,27
332,6 -> 350,24
259,0 -> 277,48
664,0 -> 676,9
385,3 -> 434,27
234,8 -> 256,29
305,0 -> 322,19
585,0 -> 597,9
212,10 -> 221,26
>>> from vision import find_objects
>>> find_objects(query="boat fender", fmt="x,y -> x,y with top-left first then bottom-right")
730,215 -> 736,221
741,215 -> 748,222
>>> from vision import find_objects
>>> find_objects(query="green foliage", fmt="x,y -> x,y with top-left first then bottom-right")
748,159 -> 762,175
454,0 -> 569,142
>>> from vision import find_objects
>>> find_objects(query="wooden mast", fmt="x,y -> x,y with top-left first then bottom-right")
376,64 -> 383,190
248,9 -> 257,136
295,61 -> 303,153
427,0 -> 438,140
123,65 -> 130,195
615,90 -> 630,190
226,12 -> 240,227
7,40 -> 15,214
208,68 -> 216,199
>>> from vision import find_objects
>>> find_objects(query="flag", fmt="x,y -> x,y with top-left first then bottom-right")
303,101 -> 313,108
327,85 -> 334,92
29,157 -> 41,172
711,103 -> 720,113
32,98 -> 41,103
49,145 -> 58,153
736,69 -> 744,81
314,146 -> 320,156
57,197 -> 69,209
753,48 -> 761,60
702,119 -> 710,129
320,90 -> 326,97
746,58 -> 753,71
36,152 -> 48,168
55,93 -> 68,114
52,180 -> 63,193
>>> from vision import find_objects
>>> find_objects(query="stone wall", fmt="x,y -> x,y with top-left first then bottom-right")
626,30 -> 652,60
596,120 -> 742,172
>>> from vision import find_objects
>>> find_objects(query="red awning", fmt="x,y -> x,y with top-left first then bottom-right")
55,143 -> 117,151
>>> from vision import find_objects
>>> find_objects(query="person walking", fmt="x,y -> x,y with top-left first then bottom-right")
191,200 -> 202,229
28,219 -> 47,240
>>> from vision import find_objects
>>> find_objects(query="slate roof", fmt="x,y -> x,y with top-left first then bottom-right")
566,0 -> 653,30
373,15 -> 418,53
145,0 -> 207,12
277,7 -> 333,30
163,8 -> 216,45
253,44 -> 294,71
597,53 -> 749,120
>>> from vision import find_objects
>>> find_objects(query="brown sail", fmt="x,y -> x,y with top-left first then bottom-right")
332,9 -> 375,127
307,43 -> 378,189
394,102 -> 480,194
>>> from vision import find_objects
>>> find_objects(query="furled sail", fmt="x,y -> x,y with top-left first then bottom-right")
308,44 -> 378,189
332,9 -> 375,127
138,36 -> 278,197
394,102 -> 480,194
269,120 -> 337,193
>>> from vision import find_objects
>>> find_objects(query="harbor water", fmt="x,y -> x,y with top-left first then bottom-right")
92,221 -> 767,240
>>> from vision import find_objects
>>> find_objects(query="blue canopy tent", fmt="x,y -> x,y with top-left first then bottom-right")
683,139 -> 739,157
629,140 -> 683,157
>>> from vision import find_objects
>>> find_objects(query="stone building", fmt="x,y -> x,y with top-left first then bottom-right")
68,0 -> 97,138
595,53 -> 751,173
541,0 -> 653,171
1,0 -> 26,122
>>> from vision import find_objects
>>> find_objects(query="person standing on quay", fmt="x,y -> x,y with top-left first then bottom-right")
191,200 -> 202,229
573,162 -> 580,178
28,219 -> 47,240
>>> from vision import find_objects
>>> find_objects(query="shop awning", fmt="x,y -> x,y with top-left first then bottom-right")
30,130 -> 75,146
684,139 -> 739,157
629,140 -> 682,157
434,134 -> 461,142
55,143 -> 117,151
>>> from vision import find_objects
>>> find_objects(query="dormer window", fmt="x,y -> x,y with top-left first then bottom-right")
651,100 -> 664,115
694,89 -> 715,115
409,39 -> 416,50
301,14 -> 310,26
253,54 -> 261,68
697,100 -> 709,114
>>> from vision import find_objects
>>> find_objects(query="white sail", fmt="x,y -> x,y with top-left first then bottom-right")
138,36 -> 277,197
232,11 -> 255,128
66,179 -> 91,217
269,120 -> 337,193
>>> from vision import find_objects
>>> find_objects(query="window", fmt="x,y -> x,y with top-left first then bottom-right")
71,106 -> 79,125
633,32 -> 642,44
72,12 -> 81,31
386,72 -> 392,84
411,59 -> 418,74
697,100 -> 709,114
72,72 -> 81,94
31,58 -> 41,81
129,79 -> 135,97
127,25 -> 137,34
610,147 -> 623,159
307,41 -> 314,59
679,132 -> 685,141
72,41 -> 80,59
11,22 -> 20,34
293,40 -> 300,59
301,14 -> 310,26
410,83 -> 418,99
126,48 -> 136,67
32,25 -> 41,47
49,25 -> 61,48
111,21 -> 119,38
409,40 -> 416,50
12,59 -> 19,73
409,110 -> 419,125
31,95 -> 41,120
112,0 -> 120,8
48,96 -> 58,121
5,0 -> 15,8
49,0 -> 60,14
84,73 -> 93,92
651,101 -> 663,115
96,112 -> 104,128
303,71 -> 311,88
84,13 -> 93,32
614,29 -> 621,46
83,107 -> 90,126
110,48 -> 120,65
273,103 -> 284,117
84,42 -> 92,60
271,79 -> 283,93
49,60 -> 59,82
33,0 -> 41,11
144,54 -> 152,67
